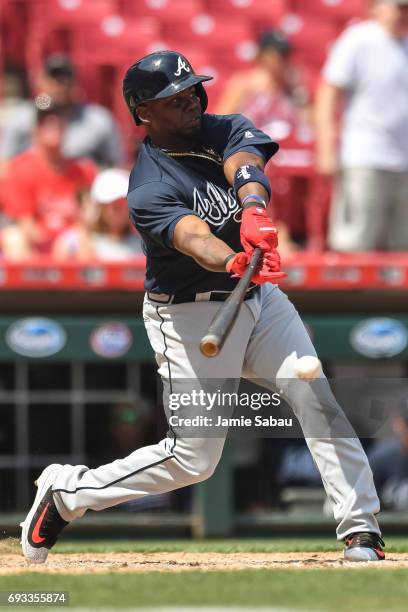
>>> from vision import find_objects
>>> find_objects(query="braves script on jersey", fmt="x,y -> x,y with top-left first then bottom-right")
128,113 -> 278,294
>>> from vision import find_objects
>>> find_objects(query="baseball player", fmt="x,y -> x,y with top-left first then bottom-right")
20,51 -> 384,563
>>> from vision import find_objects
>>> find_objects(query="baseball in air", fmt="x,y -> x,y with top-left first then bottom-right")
294,356 -> 321,380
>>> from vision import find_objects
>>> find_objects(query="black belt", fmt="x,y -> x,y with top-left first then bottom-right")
147,285 -> 259,305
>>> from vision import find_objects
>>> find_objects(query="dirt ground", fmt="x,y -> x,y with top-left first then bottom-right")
1,540 -> 408,574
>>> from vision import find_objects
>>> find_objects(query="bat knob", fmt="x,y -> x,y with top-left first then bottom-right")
200,334 -> 220,358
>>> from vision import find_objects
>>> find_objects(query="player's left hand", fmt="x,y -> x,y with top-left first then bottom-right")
240,206 -> 278,255
226,250 -> 287,284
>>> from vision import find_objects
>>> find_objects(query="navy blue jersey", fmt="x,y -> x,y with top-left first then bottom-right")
128,113 -> 278,294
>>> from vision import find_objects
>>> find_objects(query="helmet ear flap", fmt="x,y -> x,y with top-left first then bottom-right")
196,83 -> 208,114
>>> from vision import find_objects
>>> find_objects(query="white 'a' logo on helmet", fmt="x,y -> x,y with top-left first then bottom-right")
174,56 -> 191,77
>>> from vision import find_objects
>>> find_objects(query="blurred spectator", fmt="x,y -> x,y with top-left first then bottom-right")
53,168 -> 143,261
93,401 -> 171,512
90,169 -> 143,259
368,410 -> 408,510
216,30 -> 308,134
316,0 -> 408,251
0,54 -> 123,166
216,30 -> 313,253
0,96 -> 97,260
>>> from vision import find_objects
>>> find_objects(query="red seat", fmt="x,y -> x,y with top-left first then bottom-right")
25,0 -> 118,82
74,17 -> 160,63
1,0 -> 32,67
207,0 -> 288,26
291,0 -> 366,23
119,0 -> 203,20
27,0 -> 117,33
164,14 -> 256,69
172,14 -> 254,45
194,64 -> 230,111
266,134 -> 324,247
72,18 -> 160,109
280,14 -> 338,67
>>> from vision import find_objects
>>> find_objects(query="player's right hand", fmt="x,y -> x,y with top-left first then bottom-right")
226,251 -> 287,284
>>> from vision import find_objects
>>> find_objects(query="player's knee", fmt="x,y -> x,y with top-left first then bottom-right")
192,459 -> 217,483
175,453 -> 218,485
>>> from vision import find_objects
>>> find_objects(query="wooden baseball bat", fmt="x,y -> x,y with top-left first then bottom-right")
200,248 -> 262,358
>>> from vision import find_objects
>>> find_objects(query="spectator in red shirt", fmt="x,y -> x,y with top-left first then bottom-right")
0,96 -> 96,260
216,30 -> 313,253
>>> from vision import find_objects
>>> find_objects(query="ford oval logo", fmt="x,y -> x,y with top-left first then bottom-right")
351,318 -> 408,358
90,322 -> 132,358
6,318 -> 66,358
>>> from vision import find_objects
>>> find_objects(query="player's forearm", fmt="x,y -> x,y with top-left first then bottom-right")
236,182 -> 269,206
177,231 -> 235,272
173,215 -> 236,272
224,151 -> 265,182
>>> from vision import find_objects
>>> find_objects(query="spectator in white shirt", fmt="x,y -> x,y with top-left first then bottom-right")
52,168 -> 143,261
0,54 -> 123,167
315,0 -> 408,251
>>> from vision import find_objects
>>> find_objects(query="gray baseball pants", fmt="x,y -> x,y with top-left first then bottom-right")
329,167 -> 408,251
53,284 -> 380,540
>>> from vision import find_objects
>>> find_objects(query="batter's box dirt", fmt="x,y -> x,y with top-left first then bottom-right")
2,551 -> 408,574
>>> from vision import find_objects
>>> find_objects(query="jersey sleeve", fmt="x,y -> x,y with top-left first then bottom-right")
128,181 -> 200,249
222,114 -> 279,162
322,25 -> 360,89
235,145 -> 269,163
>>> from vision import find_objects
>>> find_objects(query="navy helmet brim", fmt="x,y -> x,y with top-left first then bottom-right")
142,74 -> 213,103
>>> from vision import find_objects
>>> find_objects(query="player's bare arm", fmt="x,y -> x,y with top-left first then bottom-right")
225,151 -> 280,254
173,215 -> 234,272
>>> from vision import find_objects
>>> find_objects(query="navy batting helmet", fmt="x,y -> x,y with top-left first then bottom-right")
123,51 -> 213,125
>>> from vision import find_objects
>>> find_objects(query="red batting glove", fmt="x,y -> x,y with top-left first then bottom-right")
226,251 -> 287,285
240,206 -> 278,255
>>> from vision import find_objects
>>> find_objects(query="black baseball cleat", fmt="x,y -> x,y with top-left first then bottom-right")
343,532 -> 385,561
20,464 -> 69,563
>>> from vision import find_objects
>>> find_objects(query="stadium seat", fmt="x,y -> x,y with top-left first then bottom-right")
206,0 -> 289,26
71,18 -> 160,110
169,13 -> 254,46
74,17 -> 160,63
291,0 -> 366,24
198,66 -> 230,111
27,0 -> 117,33
25,0 -> 118,81
163,13 -> 256,70
279,14 -> 338,67
119,0 -> 204,20
1,1 -> 28,67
